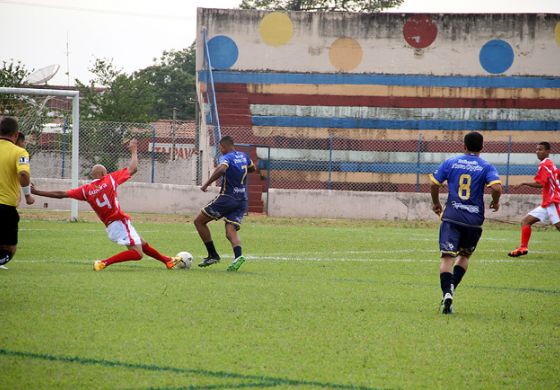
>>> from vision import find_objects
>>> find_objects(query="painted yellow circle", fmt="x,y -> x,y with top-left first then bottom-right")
555,22 -> 560,46
329,37 -> 363,72
259,12 -> 293,47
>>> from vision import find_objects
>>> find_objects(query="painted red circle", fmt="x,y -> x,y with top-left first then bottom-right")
403,14 -> 438,49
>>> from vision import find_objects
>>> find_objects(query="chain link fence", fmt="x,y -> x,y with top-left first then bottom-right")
216,126 -> 557,195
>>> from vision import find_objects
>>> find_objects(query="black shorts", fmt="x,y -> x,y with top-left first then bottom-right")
439,220 -> 482,257
0,204 -> 20,246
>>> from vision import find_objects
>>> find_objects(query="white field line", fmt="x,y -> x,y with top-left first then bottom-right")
16,256 -> 554,265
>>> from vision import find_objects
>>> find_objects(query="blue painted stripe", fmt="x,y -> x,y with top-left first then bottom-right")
258,160 -> 537,175
198,70 -> 560,88
252,116 -> 560,131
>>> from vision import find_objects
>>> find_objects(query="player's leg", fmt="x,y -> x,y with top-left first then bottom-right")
194,210 -> 221,267
94,220 -> 143,271
140,238 -> 182,269
508,208 -> 542,257
0,205 -> 20,269
438,221 -> 460,314
454,225 -> 481,290
224,200 -> 247,272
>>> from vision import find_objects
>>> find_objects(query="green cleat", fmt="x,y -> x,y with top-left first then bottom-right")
227,255 -> 246,272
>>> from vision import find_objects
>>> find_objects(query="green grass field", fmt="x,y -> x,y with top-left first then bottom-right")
1,211 -> 559,389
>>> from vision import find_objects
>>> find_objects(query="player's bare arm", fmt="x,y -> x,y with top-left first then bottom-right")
248,164 -> 256,173
430,182 -> 443,215
127,139 -> 138,176
31,185 -> 69,199
489,183 -> 502,212
516,181 -> 543,189
18,170 -> 34,205
200,164 -> 228,192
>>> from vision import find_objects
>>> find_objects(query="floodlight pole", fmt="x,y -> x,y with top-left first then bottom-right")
0,87 -> 80,221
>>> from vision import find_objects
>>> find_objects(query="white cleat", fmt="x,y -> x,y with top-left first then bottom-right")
442,292 -> 454,315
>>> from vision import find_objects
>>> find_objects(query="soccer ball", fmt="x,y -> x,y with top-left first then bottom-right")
175,251 -> 193,270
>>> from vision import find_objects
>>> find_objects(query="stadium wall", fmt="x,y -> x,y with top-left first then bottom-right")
196,9 -> 559,192
28,178 -> 538,222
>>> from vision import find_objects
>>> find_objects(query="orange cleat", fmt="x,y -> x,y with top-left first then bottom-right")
93,260 -> 107,271
508,247 -> 528,257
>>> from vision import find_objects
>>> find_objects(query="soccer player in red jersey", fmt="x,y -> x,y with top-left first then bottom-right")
31,139 -> 182,271
508,142 -> 560,257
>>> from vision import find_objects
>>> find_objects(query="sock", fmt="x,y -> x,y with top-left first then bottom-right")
233,246 -> 242,259
204,241 -> 219,257
0,250 -> 12,266
440,272 -> 454,295
453,265 -> 467,288
520,224 -> 532,248
142,242 -> 171,265
103,249 -> 142,266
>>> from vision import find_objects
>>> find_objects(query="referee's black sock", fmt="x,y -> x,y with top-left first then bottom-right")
453,265 -> 467,289
0,250 -> 12,266
440,272 -> 454,295
204,241 -> 219,258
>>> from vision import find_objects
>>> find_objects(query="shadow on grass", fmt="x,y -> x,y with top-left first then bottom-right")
0,348 -> 386,390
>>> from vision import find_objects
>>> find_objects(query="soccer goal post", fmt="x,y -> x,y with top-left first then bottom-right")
0,87 -> 80,221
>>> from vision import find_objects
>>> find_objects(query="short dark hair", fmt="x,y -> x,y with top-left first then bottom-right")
464,131 -> 483,153
0,117 -> 19,136
538,141 -> 551,151
219,135 -> 234,146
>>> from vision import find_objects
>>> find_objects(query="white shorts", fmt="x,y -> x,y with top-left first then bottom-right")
528,203 -> 560,225
106,219 -> 141,246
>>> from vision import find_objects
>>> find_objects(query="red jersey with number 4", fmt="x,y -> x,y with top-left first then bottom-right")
66,168 -> 131,226
534,158 -> 560,207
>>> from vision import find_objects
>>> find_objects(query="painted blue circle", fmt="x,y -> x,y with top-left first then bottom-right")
207,35 -> 238,69
479,39 -> 514,74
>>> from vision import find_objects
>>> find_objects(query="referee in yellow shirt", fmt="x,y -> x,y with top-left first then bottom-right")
0,117 -> 34,269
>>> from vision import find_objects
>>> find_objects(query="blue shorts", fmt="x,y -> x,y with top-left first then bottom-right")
202,195 -> 247,230
439,220 -> 482,257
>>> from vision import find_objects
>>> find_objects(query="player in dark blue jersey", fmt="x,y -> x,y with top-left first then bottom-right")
430,132 -> 502,314
194,136 -> 255,271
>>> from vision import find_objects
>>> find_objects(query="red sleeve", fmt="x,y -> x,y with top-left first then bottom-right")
534,165 -> 547,186
66,185 -> 87,200
110,168 -> 131,185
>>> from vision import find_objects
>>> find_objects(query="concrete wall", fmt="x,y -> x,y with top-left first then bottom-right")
28,178 -> 218,215
197,10 -> 560,76
266,188 -> 538,222
27,178 -> 535,223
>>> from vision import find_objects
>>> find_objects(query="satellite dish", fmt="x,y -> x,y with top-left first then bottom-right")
24,64 -> 60,85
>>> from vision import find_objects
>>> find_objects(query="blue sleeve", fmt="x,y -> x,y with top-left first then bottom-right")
218,154 -> 230,166
485,164 -> 501,186
431,160 -> 450,186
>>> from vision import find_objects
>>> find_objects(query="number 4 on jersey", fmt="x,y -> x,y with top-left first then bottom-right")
95,194 -> 113,209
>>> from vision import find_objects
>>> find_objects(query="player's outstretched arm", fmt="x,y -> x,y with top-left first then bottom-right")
200,164 -> 228,192
127,139 -> 138,176
31,185 -> 69,199
489,183 -> 502,212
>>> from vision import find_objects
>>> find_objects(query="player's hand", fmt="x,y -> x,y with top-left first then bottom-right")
25,194 -> 35,205
490,201 -> 499,212
432,202 -> 442,216
30,183 -> 37,194
200,184 -> 208,192
128,139 -> 138,152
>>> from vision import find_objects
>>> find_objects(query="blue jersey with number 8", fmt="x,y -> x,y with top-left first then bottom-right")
218,151 -> 254,200
430,154 -> 501,227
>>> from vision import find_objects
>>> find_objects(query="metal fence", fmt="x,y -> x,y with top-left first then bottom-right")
216,126 -> 556,195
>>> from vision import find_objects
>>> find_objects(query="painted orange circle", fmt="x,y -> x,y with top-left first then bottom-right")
329,37 -> 363,72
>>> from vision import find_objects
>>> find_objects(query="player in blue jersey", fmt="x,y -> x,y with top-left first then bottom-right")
194,136 -> 255,271
430,132 -> 502,314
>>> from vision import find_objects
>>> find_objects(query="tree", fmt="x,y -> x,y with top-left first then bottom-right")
239,0 -> 403,12
0,60 -> 49,157
76,59 -> 157,123
135,43 -> 197,120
